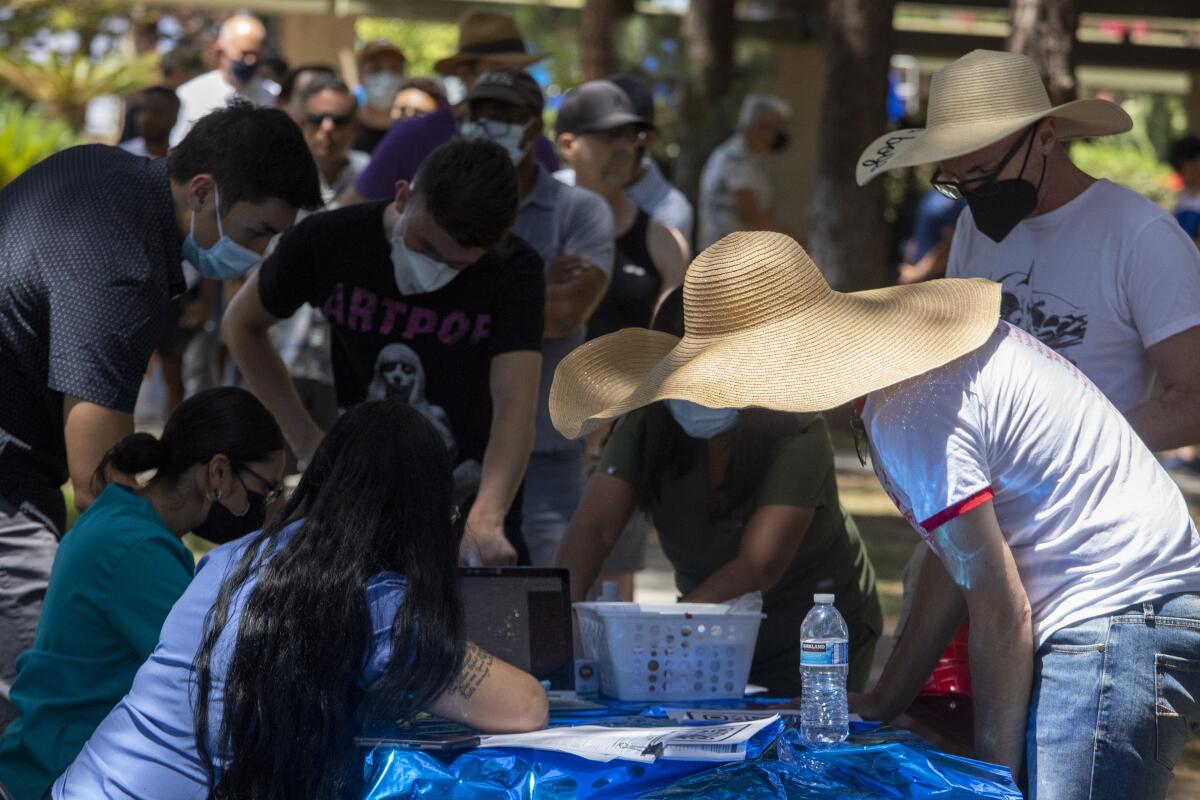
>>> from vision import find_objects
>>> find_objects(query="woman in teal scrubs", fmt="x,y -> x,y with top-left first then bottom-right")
0,387 -> 285,800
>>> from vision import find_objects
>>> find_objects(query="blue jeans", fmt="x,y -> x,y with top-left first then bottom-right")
522,448 -> 586,567
1026,593 -> 1200,800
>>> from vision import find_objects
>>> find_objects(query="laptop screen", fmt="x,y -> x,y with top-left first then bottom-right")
458,567 -> 574,691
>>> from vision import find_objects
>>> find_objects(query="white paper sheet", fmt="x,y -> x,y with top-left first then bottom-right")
479,715 -> 779,763
661,708 -> 862,723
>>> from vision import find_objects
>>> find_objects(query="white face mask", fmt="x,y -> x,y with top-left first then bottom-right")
459,118 -> 532,165
363,71 -> 402,111
665,399 -> 739,439
390,211 -> 460,296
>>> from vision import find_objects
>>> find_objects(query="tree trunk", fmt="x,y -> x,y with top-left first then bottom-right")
677,0 -> 737,215
806,0 -> 896,291
579,0 -> 635,81
1008,0 -> 1079,106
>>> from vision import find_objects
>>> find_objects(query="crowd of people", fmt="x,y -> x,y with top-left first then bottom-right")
0,9 -> 1198,800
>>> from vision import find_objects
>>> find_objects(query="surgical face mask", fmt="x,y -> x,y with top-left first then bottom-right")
194,481 -> 266,545
181,184 -> 262,280
459,118 -> 532,165
390,212 -> 460,295
665,399 -> 739,439
963,151 -> 1047,243
363,71 -> 403,111
229,56 -> 258,84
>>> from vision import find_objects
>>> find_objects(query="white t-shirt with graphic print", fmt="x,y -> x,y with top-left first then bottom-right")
864,322 -> 1200,649
946,179 -> 1200,413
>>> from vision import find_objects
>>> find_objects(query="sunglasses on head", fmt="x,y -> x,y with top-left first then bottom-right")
304,111 -> 354,128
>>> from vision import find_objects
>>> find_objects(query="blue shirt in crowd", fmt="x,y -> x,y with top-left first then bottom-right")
53,520 -> 405,799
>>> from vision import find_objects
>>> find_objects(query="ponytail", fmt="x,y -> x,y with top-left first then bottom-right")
90,388 -> 284,497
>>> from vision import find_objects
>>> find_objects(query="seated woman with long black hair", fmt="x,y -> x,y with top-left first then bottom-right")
0,387 -> 285,800
53,399 -> 548,799
555,290 -> 883,696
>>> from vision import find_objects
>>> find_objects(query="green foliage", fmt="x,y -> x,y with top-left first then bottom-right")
0,95 -> 78,188
1068,96 -> 1186,210
355,17 -> 460,77
1070,139 -> 1177,209
0,50 -> 160,131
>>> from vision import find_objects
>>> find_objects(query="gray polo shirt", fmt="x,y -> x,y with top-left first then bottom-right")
698,135 -> 772,250
513,166 -> 615,453
0,146 -> 184,531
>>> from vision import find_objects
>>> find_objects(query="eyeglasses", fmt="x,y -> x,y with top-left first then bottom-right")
930,124 -> 1035,200
239,465 -> 285,506
304,111 -> 354,128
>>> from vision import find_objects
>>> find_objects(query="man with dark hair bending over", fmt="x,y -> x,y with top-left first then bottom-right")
225,139 -> 545,567
0,101 -> 321,725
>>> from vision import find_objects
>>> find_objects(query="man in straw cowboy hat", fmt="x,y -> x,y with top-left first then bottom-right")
340,11 -> 560,206
858,50 -> 1200,455
550,231 -> 1200,797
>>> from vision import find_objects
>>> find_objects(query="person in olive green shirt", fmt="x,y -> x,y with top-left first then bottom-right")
0,388 -> 285,800
555,291 -> 882,695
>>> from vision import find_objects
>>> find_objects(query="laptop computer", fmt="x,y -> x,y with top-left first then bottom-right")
355,567 -> 605,751
459,566 -> 603,711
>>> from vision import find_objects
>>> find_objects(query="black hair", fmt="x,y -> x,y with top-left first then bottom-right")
411,139 -> 518,249
1167,134 -> 1200,174
398,76 -> 449,109
91,387 -> 283,497
168,99 -> 323,212
160,45 -> 205,79
138,85 -> 181,108
278,63 -> 337,104
634,288 -> 808,514
299,74 -> 357,112
193,398 -> 464,799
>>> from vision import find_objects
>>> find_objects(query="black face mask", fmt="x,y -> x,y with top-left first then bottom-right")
194,485 -> 266,545
230,57 -> 258,84
962,135 -> 1047,244
770,130 -> 790,153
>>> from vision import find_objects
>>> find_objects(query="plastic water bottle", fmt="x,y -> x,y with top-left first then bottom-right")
799,593 -> 849,744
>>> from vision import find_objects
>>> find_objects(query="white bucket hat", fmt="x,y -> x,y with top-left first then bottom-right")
855,49 -> 1132,186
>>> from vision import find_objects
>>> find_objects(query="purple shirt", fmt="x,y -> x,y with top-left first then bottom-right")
353,106 -> 560,201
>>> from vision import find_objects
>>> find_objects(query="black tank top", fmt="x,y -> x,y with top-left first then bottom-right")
587,210 -> 662,340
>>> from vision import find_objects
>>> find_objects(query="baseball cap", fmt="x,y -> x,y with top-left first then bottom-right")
467,69 -> 544,114
555,80 -> 647,136
609,74 -> 656,129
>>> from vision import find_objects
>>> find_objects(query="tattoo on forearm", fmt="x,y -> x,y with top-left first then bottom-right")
450,644 -> 493,700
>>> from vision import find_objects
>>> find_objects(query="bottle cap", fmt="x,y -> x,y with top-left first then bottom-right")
814,593 -> 835,604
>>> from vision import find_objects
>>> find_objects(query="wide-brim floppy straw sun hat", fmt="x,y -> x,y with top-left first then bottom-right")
550,231 -> 1001,440
434,11 -> 547,76
855,49 -> 1132,186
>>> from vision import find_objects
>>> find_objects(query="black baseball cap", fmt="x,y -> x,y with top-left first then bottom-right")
555,80 -> 647,136
609,74 -> 655,129
467,69 -> 544,114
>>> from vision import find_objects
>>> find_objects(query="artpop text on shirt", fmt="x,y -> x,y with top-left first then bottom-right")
322,282 -> 492,345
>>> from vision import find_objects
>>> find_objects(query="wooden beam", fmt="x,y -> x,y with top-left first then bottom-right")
895,29 -> 1200,69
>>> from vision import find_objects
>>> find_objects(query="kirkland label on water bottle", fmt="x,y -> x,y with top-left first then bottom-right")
800,639 -> 848,666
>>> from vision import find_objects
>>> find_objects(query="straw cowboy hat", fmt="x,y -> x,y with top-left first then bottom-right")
855,49 -> 1131,186
550,232 -> 1001,439
434,11 -> 546,75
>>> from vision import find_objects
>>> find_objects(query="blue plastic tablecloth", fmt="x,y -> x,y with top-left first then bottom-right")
361,701 -> 1022,799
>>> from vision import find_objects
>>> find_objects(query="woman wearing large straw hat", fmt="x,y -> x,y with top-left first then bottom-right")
551,231 -> 1200,797
857,49 -> 1200,453
554,289 -> 882,696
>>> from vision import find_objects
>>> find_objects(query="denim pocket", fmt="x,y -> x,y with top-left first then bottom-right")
1155,653 -> 1200,769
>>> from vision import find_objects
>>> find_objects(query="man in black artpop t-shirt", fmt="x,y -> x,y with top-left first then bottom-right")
225,140 -> 544,565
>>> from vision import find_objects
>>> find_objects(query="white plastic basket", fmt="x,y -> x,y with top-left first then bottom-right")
573,601 -> 764,701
